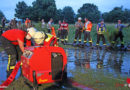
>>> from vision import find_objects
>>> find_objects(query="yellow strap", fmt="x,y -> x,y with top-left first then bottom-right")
74,39 -> 77,41
65,39 -> 68,41
7,55 -> 11,71
45,34 -> 53,42
103,44 -> 106,45
96,44 -> 99,45
89,40 -> 92,42
98,27 -> 105,34
79,39 -> 81,41
10,66 -> 15,70
21,62 -> 23,66
84,41 -> 87,43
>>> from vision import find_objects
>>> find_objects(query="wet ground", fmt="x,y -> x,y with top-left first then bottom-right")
0,48 -> 130,89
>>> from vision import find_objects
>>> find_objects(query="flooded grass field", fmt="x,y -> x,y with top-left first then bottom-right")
0,47 -> 130,90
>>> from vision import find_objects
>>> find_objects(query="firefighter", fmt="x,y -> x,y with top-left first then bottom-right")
0,27 -> 36,77
1,17 -> 6,34
25,18 -> 31,28
112,20 -> 130,47
47,18 -> 53,33
12,18 -> 17,29
73,17 -> 84,45
41,19 -> 45,29
57,20 -> 62,42
96,19 -> 106,47
83,18 -> 93,46
17,21 -> 23,30
61,20 -> 69,44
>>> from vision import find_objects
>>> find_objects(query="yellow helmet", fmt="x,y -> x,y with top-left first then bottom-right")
33,32 -> 45,45
27,27 -> 37,37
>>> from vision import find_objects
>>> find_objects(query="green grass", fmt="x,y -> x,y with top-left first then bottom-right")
34,23 -> 130,46
70,68 -> 130,90
0,47 -> 4,52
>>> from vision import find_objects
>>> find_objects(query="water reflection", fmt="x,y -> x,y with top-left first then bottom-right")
67,48 -> 130,77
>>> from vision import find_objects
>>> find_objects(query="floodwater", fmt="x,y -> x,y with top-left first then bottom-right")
0,48 -> 130,86
66,48 -> 130,78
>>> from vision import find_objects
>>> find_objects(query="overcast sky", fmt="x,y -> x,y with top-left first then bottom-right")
0,0 -> 130,20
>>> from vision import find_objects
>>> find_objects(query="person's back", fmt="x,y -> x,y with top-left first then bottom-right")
47,21 -> 52,29
2,29 -> 26,45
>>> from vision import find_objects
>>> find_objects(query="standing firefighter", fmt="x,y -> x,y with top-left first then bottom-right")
0,28 -> 37,77
96,19 -> 106,47
61,20 -> 69,44
25,18 -> 31,28
12,18 -> 17,29
73,17 -> 84,45
1,17 -> 6,34
83,18 -> 93,46
112,20 -> 130,47
47,18 -> 53,33
57,20 -> 62,42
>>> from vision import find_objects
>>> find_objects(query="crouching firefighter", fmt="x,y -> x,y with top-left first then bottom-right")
96,19 -> 107,47
111,20 -> 130,48
0,27 -> 36,78
83,18 -> 93,46
61,20 -> 69,44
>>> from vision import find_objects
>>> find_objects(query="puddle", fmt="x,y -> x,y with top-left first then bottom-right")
66,48 -> 130,78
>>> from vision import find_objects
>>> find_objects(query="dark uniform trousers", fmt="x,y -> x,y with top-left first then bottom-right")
57,30 -> 61,41
61,30 -> 68,43
48,29 -> 51,33
112,31 -> 124,46
0,27 -> 3,36
73,29 -> 82,43
84,31 -> 92,46
96,34 -> 106,45
0,36 -> 22,78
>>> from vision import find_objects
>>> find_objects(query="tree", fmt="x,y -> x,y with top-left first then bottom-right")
62,6 -> 75,24
54,9 -> 64,23
32,0 -> 57,22
15,1 -> 29,20
77,3 -> 101,23
0,10 -> 5,24
124,9 -> 130,23
102,6 -> 130,23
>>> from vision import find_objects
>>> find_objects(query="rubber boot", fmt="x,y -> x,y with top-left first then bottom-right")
89,42 -> 92,47
121,44 -> 124,48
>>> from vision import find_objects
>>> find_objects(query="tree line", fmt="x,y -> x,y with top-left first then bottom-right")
0,0 -> 130,24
